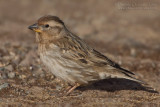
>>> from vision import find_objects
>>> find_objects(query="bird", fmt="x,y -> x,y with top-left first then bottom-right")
28,15 -> 145,95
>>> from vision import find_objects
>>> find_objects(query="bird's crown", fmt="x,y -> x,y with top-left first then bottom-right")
38,15 -> 64,25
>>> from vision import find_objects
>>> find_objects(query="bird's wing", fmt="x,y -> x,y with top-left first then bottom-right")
58,34 -> 135,76
89,49 -> 135,75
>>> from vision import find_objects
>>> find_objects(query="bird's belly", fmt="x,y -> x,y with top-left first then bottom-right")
40,53 -> 74,83
40,51 -> 99,85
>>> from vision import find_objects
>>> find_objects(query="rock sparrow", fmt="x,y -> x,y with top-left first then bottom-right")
28,15 -> 144,95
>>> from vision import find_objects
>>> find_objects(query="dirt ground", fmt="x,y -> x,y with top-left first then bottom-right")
0,0 -> 160,107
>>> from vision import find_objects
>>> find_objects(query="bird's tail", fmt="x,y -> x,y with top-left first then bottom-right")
98,66 -> 158,93
100,66 -> 146,85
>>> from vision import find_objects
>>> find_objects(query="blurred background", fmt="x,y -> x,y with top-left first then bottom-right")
0,0 -> 160,58
0,0 -> 160,106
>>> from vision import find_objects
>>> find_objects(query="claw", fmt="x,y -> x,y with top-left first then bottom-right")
66,83 -> 80,96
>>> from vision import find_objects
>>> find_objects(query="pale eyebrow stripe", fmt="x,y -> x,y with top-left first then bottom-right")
50,26 -> 62,33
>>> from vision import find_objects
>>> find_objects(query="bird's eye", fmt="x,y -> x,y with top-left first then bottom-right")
45,24 -> 49,28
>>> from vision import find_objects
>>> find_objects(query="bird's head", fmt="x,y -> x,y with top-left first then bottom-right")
28,15 -> 66,43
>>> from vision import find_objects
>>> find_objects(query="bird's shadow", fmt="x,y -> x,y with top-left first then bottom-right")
78,78 -> 158,93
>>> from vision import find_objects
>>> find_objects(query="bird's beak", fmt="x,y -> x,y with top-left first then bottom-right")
28,23 -> 42,33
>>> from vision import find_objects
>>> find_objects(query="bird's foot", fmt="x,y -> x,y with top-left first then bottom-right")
50,83 -> 81,97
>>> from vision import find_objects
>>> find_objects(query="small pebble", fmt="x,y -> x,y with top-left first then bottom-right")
130,48 -> 136,57
0,83 -> 9,91
5,65 -> 13,71
1,73 -> 8,79
40,73 -> 45,78
12,56 -> 21,65
8,72 -> 16,79
19,75 -> 26,80
29,66 -> 33,70
55,85 -> 62,91
0,67 -> 5,71
151,62 -> 156,69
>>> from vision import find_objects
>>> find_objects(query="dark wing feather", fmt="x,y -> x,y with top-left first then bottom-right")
91,49 -> 135,75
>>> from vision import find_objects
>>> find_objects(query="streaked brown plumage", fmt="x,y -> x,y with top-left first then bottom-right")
28,15 -> 144,95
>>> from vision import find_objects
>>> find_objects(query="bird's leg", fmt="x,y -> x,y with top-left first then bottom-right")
53,85 -> 73,97
65,83 -> 80,95
63,85 -> 72,92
